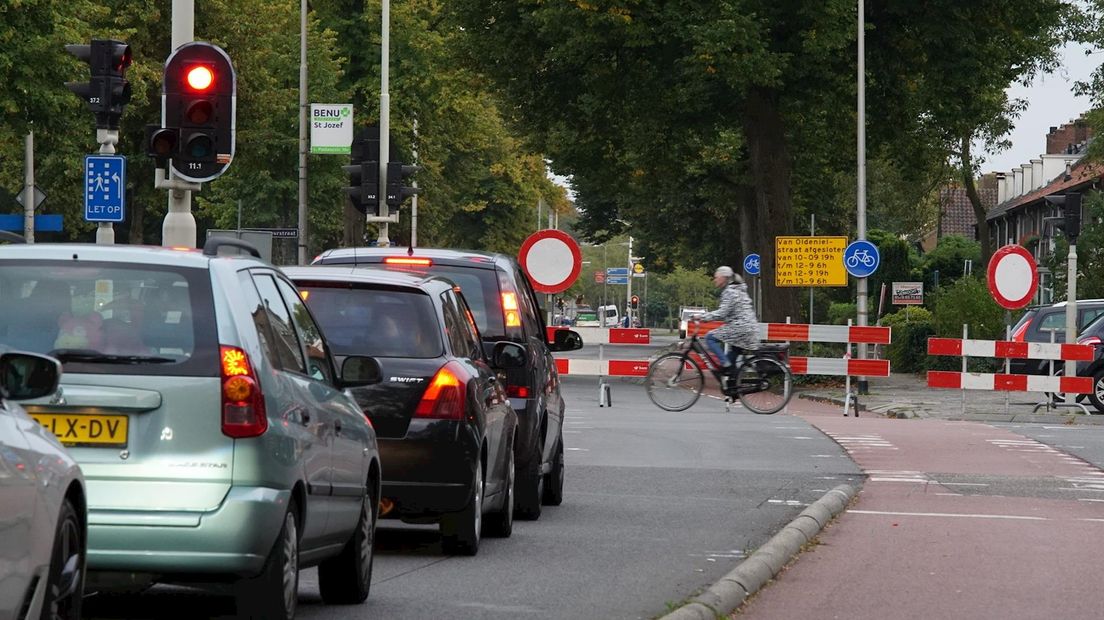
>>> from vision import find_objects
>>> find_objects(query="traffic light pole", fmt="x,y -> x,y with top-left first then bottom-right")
163,0 -> 196,248
96,129 -> 119,245
375,0 -> 394,247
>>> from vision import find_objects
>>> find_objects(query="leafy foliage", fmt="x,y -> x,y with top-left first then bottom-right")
932,276 -> 1006,340
880,306 -> 934,373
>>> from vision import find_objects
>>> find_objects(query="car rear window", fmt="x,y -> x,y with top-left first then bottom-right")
298,284 -> 444,358
0,261 -> 217,376
374,264 -> 507,339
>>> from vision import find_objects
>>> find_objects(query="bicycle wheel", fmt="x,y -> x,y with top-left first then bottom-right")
735,356 -> 792,415
645,353 -> 704,412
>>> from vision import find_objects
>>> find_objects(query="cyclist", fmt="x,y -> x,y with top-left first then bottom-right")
695,266 -> 758,375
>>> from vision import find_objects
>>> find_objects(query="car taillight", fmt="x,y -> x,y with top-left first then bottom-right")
507,385 -> 530,398
501,292 -> 522,328
1078,336 -> 1102,346
220,345 -> 267,438
414,361 -> 467,421
1011,318 -> 1032,342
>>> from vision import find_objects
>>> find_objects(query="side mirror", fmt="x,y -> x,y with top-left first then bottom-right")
492,342 -> 527,369
0,352 -> 61,401
340,356 -> 382,387
547,329 -> 584,352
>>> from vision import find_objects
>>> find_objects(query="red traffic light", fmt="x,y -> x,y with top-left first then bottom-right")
185,65 -> 214,91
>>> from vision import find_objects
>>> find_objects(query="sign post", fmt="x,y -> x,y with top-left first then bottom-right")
84,154 -> 126,226
775,236 -> 848,287
309,104 -> 354,154
844,239 -> 881,396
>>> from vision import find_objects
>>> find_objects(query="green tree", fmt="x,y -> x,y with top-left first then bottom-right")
920,235 -> 981,292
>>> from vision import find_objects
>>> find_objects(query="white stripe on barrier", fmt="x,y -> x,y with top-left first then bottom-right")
961,373 -> 995,390
803,358 -> 848,375
807,324 -> 850,343
960,340 -> 996,357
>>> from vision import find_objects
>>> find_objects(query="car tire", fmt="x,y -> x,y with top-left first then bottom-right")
515,446 -> 544,521
318,489 -> 376,605
542,433 -> 565,506
1088,369 -> 1104,414
679,330 -> 686,340
235,502 -> 299,620
483,439 -> 515,538
441,461 -> 482,555
43,497 -> 85,620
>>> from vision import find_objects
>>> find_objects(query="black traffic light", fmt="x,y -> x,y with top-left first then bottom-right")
344,128 -> 381,215
386,161 -> 422,214
630,295 -> 640,310
1044,193 -> 1083,243
66,39 -> 132,129
160,41 -> 236,182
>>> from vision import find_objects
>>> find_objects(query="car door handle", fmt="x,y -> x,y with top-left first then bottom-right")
300,411 -> 310,425
334,420 -> 343,435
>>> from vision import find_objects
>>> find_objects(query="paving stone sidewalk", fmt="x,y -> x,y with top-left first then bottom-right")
798,372 -> 1104,425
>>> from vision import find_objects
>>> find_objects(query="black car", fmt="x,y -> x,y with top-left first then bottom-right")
1008,299 -> 1104,375
1066,312 -> 1104,413
285,266 -> 525,555
312,248 -> 584,520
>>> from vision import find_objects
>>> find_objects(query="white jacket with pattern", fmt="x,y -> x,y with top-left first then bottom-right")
700,283 -> 759,350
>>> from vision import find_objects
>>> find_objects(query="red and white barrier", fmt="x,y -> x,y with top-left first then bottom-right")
790,357 -> 890,377
928,371 -> 1092,393
691,321 -> 891,345
927,338 -> 1094,361
927,336 -> 1094,395
554,358 -> 649,377
547,326 -> 650,345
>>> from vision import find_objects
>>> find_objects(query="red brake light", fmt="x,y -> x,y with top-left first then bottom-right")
385,257 -> 432,266
1011,317 -> 1032,342
506,385 -> 530,399
186,65 -> 214,91
220,345 -> 267,438
414,362 -> 467,421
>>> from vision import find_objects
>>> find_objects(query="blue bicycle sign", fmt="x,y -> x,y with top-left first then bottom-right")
743,253 -> 761,275
843,240 -> 880,278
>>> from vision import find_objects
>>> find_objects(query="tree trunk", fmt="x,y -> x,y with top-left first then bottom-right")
741,88 -> 798,321
128,197 -> 145,245
960,136 -> 992,265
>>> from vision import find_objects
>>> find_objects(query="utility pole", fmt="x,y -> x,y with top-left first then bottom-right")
23,131 -> 33,243
856,0 -> 870,395
411,118 -> 419,247
163,0 -> 196,247
626,236 -> 633,325
376,0 -> 392,247
297,0 -> 308,264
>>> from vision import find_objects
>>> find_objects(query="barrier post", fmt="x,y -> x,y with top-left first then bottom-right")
598,342 -> 611,407
1004,314 -> 1011,416
961,323 -> 968,417
843,319 -> 856,417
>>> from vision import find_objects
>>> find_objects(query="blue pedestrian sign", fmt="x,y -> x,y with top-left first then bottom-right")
84,155 -> 126,223
743,253 -> 761,276
843,240 -> 880,278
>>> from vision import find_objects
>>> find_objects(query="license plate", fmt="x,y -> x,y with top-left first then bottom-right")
30,413 -> 128,447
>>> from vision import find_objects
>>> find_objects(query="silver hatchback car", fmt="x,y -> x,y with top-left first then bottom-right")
0,238 -> 382,619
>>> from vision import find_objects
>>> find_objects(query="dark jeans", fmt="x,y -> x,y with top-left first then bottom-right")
705,332 -> 737,369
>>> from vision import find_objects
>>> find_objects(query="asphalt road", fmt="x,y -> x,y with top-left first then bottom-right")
84,374 -> 861,620
992,421 -> 1104,469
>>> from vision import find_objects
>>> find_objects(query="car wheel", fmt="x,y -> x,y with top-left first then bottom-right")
235,502 -> 299,620
441,461 -> 482,555
318,489 -> 376,604
43,498 -> 85,620
1089,369 -> 1104,414
542,433 -> 564,506
515,444 -> 544,521
679,330 -> 686,339
484,439 -> 515,538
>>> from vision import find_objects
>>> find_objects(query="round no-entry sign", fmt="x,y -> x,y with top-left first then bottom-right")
518,230 -> 582,294
986,244 -> 1038,310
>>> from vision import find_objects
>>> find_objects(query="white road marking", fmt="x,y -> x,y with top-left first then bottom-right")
850,510 -> 1047,521
940,482 -> 989,487
566,447 -> 589,452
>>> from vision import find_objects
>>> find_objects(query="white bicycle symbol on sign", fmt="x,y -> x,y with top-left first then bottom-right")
745,257 -> 760,272
845,249 -> 876,269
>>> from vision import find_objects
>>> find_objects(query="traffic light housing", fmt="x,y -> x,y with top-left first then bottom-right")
158,42 -> 236,182
66,39 -> 132,129
344,128 -> 381,215
385,161 -> 422,214
1044,193 -> 1082,243
630,295 -> 640,310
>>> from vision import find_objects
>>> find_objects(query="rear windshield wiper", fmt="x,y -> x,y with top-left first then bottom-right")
48,349 -> 176,364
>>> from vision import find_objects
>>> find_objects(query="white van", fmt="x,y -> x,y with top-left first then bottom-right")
679,306 -> 708,339
597,305 -> 620,327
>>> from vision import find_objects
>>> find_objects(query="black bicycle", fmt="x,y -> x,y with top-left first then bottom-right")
645,322 -> 793,414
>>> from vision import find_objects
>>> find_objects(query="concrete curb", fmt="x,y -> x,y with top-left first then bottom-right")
658,484 -> 857,620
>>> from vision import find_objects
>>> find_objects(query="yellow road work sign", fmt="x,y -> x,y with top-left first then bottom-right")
775,236 -> 848,287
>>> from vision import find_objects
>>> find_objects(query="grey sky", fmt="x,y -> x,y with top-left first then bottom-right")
982,42 -> 1099,174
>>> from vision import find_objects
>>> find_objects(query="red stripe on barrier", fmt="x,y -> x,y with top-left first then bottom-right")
789,357 -> 809,374
608,360 -> 650,377
1061,376 -> 1094,393
689,321 -> 723,336
766,323 -> 810,341
1061,344 -> 1096,361
848,359 -> 891,377
993,341 -> 1027,359
927,371 -> 962,389
849,326 -> 892,345
608,328 -> 650,344
927,338 -> 963,356
994,374 -> 1027,391
555,358 -> 569,374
